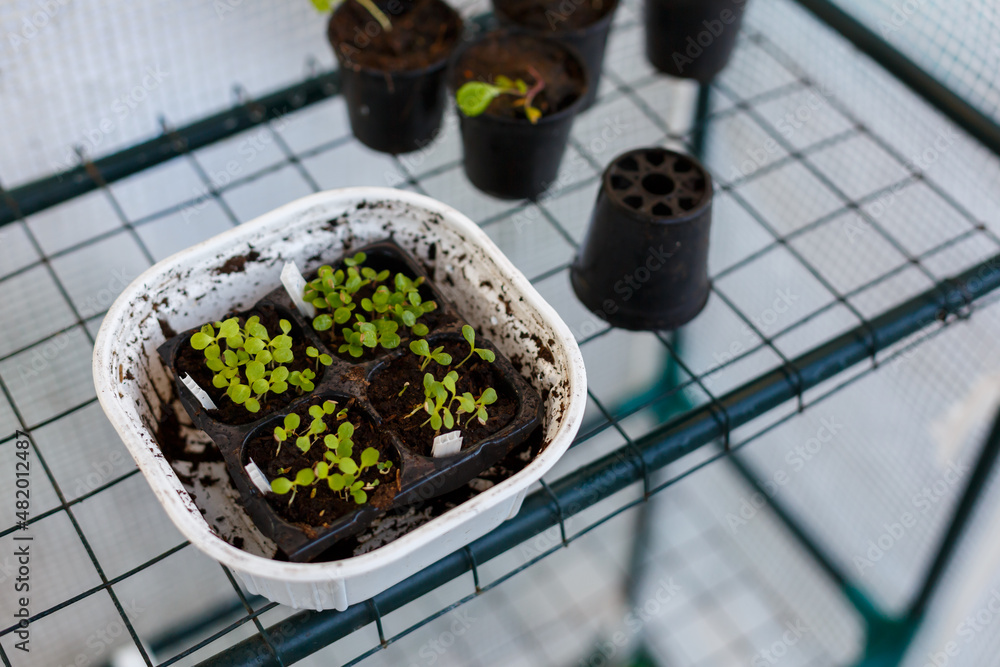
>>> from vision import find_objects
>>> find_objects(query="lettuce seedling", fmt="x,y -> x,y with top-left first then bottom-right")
456,69 -> 547,124
270,467 -> 315,506
307,252 -> 437,354
455,325 -> 496,368
190,315 -> 296,413
409,339 -> 452,371
456,388 -> 498,426
272,400 -> 342,454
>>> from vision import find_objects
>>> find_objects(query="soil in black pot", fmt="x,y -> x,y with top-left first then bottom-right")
495,0 -> 614,31
367,339 -> 518,456
243,398 -> 401,528
452,32 -> 586,120
329,0 -> 461,71
173,304 -> 319,426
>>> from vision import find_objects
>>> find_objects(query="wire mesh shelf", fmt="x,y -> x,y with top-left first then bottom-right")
2,0 -> 1000,665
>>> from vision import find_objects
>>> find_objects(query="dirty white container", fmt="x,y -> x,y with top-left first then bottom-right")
92,188 -> 587,611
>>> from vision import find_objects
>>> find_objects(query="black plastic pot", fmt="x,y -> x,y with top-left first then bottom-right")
328,0 -> 462,154
451,31 -> 589,200
492,0 -> 619,109
159,241 -> 543,562
571,147 -> 713,330
645,0 -> 748,81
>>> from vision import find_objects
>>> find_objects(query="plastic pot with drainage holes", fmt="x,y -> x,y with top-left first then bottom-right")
645,0 -> 748,81
571,147 -> 713,331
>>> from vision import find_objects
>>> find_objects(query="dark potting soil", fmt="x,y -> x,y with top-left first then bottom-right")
328,0 -> 462,71
244,399 -> 401,528
308,425 -> 544,561
367,339 -> 518,456
453,32 -> 586,120
497,0 -> 615,31
173,304 -> 320,426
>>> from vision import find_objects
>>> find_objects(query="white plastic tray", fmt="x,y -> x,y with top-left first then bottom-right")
92,187 -> 587,610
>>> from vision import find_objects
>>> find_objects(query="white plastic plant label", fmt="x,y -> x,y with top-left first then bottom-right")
245,459 -> 271,494
431,431 -> 463,457
281,261 -> 315,318
181,374 -> 217,410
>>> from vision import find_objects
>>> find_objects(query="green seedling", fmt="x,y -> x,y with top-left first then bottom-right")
270,467 -> 315,506
190,316 -> 297,414
405,368 -> 499,434
456,325 -> 496,368
273,400 -> 341,455
409,339 -> 452,371
306,253 -> 437,354
339,317 -> 400,358
456,387 -> 498,426
456,68 -> 546,124
306,346 -> 333,372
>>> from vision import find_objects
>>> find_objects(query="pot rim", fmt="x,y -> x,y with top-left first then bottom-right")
327,0 -> 464,78
491,0 -> 621,41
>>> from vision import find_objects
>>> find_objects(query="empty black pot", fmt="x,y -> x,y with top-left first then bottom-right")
452,31 -> 589,200
571,147 -> 713,330
492,0 -> 619,109
645,0 -> 748,81
328,0 -> 462,154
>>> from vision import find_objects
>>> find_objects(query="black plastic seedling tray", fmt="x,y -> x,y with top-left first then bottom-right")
158,240 -> 543,562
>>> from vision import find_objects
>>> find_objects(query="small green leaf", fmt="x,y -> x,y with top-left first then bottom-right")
481,387 -> 498,405
285,414 -> 300,433
338,422 -> 355,440
352,490 -> 367,504
313,314 -> 333,331
456,81 -> 502,117
296,436 -> 311,453
271,366 -> 289,383
477,349 -> 496,363
274,427 -> 286,441
273,348 -> 293,364
412,323 -> 429,337
218,319 -> 240,339
271,478 -> 293,494
244,337 -> 265,355
191,332 -> 213,350
280,320 -> 292,334
228,383 -> 251,404
251,379 -> 269,395
328,474 -> 346,491
306,346 -> 319,358
245,397 -> 261,413
246,361 -> 265,382
324,434 -> 339,449
339,458 -> 358,475
410,339 -> 430,357
462,325 -> 475,347
295,468 -> 315,485
308,405 -> 324,419
315,462 -> 329,478
360,447 -> 379,468
525,105 -> 542,124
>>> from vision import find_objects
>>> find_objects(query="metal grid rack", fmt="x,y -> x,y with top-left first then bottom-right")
2,0 -> 1000,665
